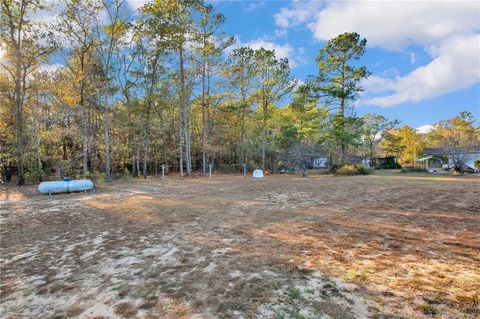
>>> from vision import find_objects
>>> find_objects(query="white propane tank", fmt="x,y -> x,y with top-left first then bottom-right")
38,179 -> 94,194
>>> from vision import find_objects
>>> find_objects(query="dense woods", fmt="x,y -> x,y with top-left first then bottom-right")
1,0 -> 479,185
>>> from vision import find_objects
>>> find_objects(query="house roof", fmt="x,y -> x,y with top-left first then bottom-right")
417,156 -> 442,162
373,156 -> 397,160
423,145 -> 480,155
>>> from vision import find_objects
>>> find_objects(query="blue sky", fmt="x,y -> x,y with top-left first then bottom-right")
208,0 -> 480,128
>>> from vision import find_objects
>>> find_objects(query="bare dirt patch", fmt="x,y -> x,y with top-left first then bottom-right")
1,174 -> 479,318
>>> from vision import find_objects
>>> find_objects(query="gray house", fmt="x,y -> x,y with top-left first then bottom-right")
423,145 -> 480,170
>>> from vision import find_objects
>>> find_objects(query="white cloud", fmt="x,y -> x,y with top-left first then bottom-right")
227,37 -> 303,68
275,0 -> 480,107
244,1 -> 265,12
416,125 -> 435,134
294,78 -> 304,89
307,1 -> 479,50
362,35 -> 480,107
361,75 -> 395,95
274,0 -> 322,29
31,0 -> 63,25
127,0 -> 148,11
246,39 -> 294,62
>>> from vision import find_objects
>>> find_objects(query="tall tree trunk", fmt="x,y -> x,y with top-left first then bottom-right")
163,141 -> 168,172
142,101 -> 151,179
179,45 -> 192,175
240,89 -> 247,165
160,106 -> 168,169
340,60 -> 346,164
9,4 -> 26,186
81,105 -> 88,177
158,102 -> 168,170
88,109 -> 95,172
103,101 -> 111,181
240,106 -> 246,164
131,146 -> 136,176
82,115 -> 89,176
135,148 -> 140,177
341,140 -> 346,163
102,30 -> 116,182
201,63 -> 207,175
36,149 -> 43,182
103,52 -> 112,182
340,101 -> 346,164
142,53 -> 160,179
178,126 -> 184,177
80,51 -> 89,177
185,123 -> 192,174
15,67 -> 25,186
261,98 -> 267,171
154,145 -> 158,175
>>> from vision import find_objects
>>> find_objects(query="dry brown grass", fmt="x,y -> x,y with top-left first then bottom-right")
254,214 -> 480,316
1,173 -> 479,318
115,302 -> 138,317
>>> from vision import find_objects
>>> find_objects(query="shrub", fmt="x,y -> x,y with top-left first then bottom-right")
85,171 -> 106,182
123,167 -> 133,180
336,164 -> 357,175
25,169 -> 44,184
375,162 -> 402,169
356,165 -> 374,175
336,164 -> 373,176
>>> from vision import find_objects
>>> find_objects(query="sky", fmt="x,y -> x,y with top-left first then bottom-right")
205,0 -> 480,128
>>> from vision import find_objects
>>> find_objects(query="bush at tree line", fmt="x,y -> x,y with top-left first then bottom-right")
336,164 -> 374,176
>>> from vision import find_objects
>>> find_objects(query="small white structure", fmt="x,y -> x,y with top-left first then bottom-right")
252,169 -> 264,178
312,157 -> 328,168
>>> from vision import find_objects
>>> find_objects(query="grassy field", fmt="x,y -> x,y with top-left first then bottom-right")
1,173 -> 479,318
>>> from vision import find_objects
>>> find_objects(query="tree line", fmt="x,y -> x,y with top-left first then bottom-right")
1,0 -> 478,185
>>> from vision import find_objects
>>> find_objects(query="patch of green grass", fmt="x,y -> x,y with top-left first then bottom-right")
266,278 -> 283,290
288,287 -> 303,301
471,294 -> 479,306
422,303 -> 438,316
304,288 -> 315,295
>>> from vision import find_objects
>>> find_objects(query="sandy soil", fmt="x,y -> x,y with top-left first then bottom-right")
1,173 -> 479,319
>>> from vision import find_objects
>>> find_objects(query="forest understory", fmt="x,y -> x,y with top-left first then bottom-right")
1,174 -> 479,319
